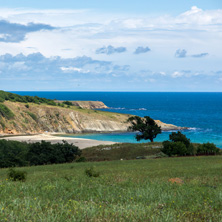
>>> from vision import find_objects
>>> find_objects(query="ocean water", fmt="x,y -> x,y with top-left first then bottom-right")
12,92 -> 222,148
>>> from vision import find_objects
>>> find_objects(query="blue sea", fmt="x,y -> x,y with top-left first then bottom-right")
12,92 -> 222,148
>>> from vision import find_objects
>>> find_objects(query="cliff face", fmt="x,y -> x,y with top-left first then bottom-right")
56,101 -> 108,109
0,101 -> 186,135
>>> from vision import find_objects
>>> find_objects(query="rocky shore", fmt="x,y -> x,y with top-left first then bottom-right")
0,101 -> 187,135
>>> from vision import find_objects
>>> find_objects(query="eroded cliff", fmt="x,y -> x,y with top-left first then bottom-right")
0,101 -> 186,135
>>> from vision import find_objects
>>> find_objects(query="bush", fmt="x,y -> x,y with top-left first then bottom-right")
0,140 -> 29,168
27,140 -> 81,166
62,101 -> 73,106
7,168 -> 27,182
0,140 -> 81,168
197,143 -> 220,155
162,132 -> 196,156
162,141 -> 187,157
0,90 -> 57,106
25,111 -> 38,121
169,131 -> 191,148
0,103 -> 14,119
25,104 -> 29,108
85,166 -> 100,177
76,157 -> 87,162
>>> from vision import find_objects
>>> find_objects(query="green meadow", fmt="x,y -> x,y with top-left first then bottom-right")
1,155 -> 222,221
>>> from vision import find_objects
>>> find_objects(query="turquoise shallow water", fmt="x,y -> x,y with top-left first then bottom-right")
12,92 -> 222,148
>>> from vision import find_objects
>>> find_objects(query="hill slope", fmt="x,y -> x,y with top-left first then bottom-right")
0,100 -> 186,135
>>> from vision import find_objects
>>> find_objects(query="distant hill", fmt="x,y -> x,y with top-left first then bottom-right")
0,91 -> 186,135
0,90 -> 56,105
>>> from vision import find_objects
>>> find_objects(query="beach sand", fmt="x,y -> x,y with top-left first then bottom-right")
0,134 -> 116,149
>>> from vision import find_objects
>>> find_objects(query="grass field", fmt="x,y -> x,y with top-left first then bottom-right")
1,155 -> 222,221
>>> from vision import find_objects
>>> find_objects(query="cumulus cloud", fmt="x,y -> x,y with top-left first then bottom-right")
60,67 -> 90,73
175,49 -> 209,58
191,53 -> 209,58
0,20 -> 55,42
0,52 -> 130,77
134,46 -> 151,54
171,71 -> 184,78
95,45 -> 126,55
175,49 -> 187,58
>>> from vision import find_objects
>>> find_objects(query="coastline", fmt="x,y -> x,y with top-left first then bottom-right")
0,133 -> 117,149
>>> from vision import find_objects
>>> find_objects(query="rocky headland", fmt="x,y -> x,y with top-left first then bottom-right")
0,100 -> 187,135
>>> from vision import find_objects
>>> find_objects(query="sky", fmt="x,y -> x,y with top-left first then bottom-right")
0,0 -> 221,91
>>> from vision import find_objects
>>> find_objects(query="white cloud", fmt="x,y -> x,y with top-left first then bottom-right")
0,7 -> 221,91
60,66 -> 90,73
172,71 -> 184,78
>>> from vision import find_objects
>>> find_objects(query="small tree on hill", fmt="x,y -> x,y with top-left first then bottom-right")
169,131 -> 191,148
127,116 -> 161,142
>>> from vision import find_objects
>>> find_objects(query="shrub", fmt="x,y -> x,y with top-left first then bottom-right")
27,140 -> 81,166
0,140 -> 81,168
62,101 -> 73,106
197,143 -> 220,155
162,141 -> 187,157
76,157 -> 87,162
0,140 -> 29,168
0,90 -> 57,106
7,168 -> 27,182
0,103 -> 14,119
85,166 -> 100,177
25,104 -> 29,108
169,131 -> 191,148
25,111 -> 38,121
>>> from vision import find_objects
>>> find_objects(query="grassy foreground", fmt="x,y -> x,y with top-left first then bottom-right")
0,156 -> 222,221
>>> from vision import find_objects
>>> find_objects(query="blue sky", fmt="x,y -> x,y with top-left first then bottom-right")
0,1 -> 221,91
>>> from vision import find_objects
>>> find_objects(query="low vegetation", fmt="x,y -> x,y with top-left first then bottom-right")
0,156 -> 222,221
7,168 -> 27,182
0,140 -> 81,168
162,131 -> 220,156
0,90 -> 57,106
0,103 -> 14,120
82,142 -> 162,161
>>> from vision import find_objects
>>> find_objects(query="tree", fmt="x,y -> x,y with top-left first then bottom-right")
127,116 -> 161,142
169,131 -> 191,148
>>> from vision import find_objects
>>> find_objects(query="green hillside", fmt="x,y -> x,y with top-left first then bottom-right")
0,90 -> 56,105
0,156 -> 222,221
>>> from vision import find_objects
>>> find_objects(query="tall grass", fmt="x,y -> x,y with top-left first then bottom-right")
0,156 -> 222,221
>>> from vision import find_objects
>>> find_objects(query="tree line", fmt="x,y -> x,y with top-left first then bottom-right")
0,140 -> 81,168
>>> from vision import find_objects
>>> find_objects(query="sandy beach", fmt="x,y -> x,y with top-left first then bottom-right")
0,134 -> 116,149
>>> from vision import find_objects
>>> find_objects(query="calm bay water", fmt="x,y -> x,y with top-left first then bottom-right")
12,92 -> 222,148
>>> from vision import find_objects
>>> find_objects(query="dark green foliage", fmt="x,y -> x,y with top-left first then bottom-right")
8,168 -> 27,182
27,140 -> 81,166
0,90 -> 57,106
25,104 -> 29,108
25,111 -> 38,121
0,103 -> 14,119
197,142 -> 220,155
62,101 -> 73,106
76,156 -> 86,162
162,141 -> 187,157
169,131 -> 191,148
0,140 -> 29,167
85,166 -> 100,177
127,116 -> 161,142
162,132 -> 219,157
0,140 -> 81,168
0,120 -> 5,129
58,103 -> 65,107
